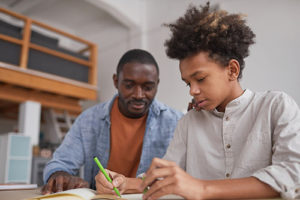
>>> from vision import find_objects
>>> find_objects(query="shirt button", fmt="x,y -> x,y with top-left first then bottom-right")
225,173 -> 230,178
225,116 -> 229,121
226,144 -> 231,149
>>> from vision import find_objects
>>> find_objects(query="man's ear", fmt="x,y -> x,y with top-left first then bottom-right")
113,74 -> 118,89
227,59 -> 240,81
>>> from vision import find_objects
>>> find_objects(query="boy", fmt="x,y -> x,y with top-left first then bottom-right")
141,3 -> 300,200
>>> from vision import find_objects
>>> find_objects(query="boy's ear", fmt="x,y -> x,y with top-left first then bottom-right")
113,74 -> 118,89
227,59 -> 240,81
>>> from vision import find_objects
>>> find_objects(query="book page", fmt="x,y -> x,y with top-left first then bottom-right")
60,188 -> 96,198
27,188 -> 97,200
92,193 -> 183,200
121,194 -> 183,200
26,188 -> 183,200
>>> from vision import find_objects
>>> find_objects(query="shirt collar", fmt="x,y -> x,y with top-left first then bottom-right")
226,89 -> 253,110
211,89 -> 253,117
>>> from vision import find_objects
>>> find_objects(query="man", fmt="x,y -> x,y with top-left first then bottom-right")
42,49 -> 182,194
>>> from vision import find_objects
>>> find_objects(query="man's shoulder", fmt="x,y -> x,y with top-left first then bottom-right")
151,99 -> 183,119
77,99 -> 113,121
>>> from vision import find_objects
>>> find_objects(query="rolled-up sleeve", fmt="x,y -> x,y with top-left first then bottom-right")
252,93 -> 300,199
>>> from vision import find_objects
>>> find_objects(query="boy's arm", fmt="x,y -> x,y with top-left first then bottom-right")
201,177 -> 279,199
251,93 -> 300,199
141,158 -> 279,200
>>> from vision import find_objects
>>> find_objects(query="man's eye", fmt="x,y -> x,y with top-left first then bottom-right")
144,86 -> 154,91
186,83 -> 190,87
125,84 -> 133,89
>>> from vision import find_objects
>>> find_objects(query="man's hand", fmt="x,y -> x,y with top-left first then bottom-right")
187,98 -> 202,111
95,169 -> 127,195
41,171 -> 89,194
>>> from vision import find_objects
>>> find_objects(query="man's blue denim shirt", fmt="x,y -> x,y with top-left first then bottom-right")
43,95 -> 183,188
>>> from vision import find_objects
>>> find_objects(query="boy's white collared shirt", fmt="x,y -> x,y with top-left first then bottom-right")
164,89 -> 300,199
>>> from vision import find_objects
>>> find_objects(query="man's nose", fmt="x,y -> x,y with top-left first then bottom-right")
133,86 -> 144,98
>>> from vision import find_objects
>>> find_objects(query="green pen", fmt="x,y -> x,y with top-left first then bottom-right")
93,156 -> 121,197
138,173 -> 149,193
141,176 -> 149,193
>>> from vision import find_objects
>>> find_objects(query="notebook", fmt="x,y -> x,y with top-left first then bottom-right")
25,188 -> 183,200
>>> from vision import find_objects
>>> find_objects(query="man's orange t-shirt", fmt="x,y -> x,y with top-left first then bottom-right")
106,98 -> 147,177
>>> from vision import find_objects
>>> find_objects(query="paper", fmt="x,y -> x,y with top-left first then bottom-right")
122,193 -> 183,200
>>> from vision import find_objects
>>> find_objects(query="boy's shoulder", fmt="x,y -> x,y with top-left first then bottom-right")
252,90 -> 293,103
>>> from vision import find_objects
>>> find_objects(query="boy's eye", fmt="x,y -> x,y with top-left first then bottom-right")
197,77 -> 205,82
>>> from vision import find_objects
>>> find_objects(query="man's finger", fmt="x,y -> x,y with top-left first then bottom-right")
112,176 -> 124,188
66,178 -> 76,190
95,172 -> 114,189
78,180 -> 89,188
42,178 -> 54,194
55,176 -> 65,192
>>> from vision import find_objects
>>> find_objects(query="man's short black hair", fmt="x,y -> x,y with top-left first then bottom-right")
117,49 -> 159,77
164,2 -> 255,79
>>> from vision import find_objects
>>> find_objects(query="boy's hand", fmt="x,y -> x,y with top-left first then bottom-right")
95,169 -> 127,195
41,171 -> 89,194
140,158 -> 202,200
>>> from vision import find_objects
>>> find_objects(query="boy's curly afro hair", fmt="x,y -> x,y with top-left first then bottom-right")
164,2 -> 255,79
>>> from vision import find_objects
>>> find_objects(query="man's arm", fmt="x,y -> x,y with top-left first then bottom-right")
43,115 -> 86,192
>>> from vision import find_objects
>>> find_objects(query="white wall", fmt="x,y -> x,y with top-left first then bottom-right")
221,0 -> 300,102
141,0 -> 300,112
1,0 -> 299,115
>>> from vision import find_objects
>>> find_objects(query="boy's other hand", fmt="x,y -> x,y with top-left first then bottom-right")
140,158 -> 202,200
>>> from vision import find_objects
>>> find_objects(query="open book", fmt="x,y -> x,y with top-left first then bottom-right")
26,188 -> 183,200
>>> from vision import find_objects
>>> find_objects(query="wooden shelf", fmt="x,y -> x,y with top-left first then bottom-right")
0,7 -> 99,114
